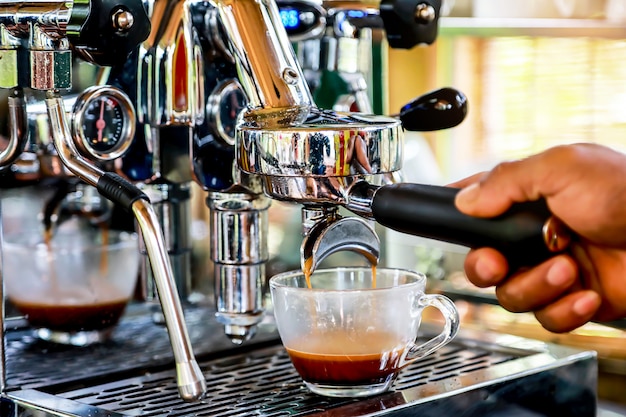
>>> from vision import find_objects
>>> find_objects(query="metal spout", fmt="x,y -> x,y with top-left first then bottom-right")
224,324 -> 257,345
301,206 -> 380,276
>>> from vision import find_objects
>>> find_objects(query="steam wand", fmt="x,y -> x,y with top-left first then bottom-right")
45,90 -> 207,402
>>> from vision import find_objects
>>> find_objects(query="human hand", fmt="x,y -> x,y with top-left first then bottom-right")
452,143 -> 626,332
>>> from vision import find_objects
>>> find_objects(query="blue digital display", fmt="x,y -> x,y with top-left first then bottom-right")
280,9 -> 300,29
347,10 -> 366,18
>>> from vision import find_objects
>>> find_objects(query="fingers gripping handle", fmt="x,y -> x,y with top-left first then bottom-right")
403,294 -> 459,365
370,183 -> 572,269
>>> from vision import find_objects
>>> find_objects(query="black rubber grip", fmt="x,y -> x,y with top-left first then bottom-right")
371,183 -> 558,268
97,172 -> 149,212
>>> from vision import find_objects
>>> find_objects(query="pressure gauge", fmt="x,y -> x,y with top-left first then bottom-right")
206,79 -> 247,146
72,85 -> 136,161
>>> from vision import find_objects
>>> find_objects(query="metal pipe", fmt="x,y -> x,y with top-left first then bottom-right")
215,0 -> 313,121
0,88 -> 29,169
0,0 -> 71,36
45,91 -> 100,184
45,90 -> 207,401
132,199 -> 205,400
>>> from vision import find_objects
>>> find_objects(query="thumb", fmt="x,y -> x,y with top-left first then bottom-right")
454,156 -> 556,218
455,182 -> 490,215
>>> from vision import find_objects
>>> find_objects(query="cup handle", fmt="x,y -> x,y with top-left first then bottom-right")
402,294 -> 460,365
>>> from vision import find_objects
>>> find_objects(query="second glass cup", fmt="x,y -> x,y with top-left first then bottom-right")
4,227 -> 140,346
270,267 -> 460,398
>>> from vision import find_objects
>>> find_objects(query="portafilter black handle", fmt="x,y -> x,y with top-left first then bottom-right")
399,87 -> 468,132
370,183 -> 572,269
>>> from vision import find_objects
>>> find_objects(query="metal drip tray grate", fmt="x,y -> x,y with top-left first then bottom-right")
8,330 -> 598,417
4,305 -> 280,391
56,342 -> 517,416
4,306 -> 598,416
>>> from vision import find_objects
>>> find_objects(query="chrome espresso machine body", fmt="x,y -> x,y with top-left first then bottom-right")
0,0 -> 598,415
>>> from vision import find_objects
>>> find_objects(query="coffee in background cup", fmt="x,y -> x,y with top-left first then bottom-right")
3,227 -> 140,346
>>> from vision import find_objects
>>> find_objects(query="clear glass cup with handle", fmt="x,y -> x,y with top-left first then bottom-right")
270,267 -> 460,398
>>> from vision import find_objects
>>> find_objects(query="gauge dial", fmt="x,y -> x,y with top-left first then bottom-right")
207,79 -> 247,145
72,86 -> 136,161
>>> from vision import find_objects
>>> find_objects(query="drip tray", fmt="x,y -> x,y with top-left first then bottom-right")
7,328 -> 597,416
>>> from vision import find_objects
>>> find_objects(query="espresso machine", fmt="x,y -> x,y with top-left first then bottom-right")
0,0 -> 598,415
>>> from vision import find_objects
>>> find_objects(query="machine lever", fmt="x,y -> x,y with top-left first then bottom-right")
398,87 -> 468,131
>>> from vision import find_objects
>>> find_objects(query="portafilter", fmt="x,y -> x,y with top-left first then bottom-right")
237,90 -> 571,270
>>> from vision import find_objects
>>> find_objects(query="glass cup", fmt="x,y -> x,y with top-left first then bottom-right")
3,227 -> 140,346
269,267 -> 460,398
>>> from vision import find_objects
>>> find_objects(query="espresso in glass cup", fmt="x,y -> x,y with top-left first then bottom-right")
4,227 -> 140,346
270,267 -> 460,398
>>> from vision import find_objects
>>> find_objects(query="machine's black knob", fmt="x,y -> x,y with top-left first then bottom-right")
379,0 -> 442,49
399,87 -> 468,131
67,0 -> 151,67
